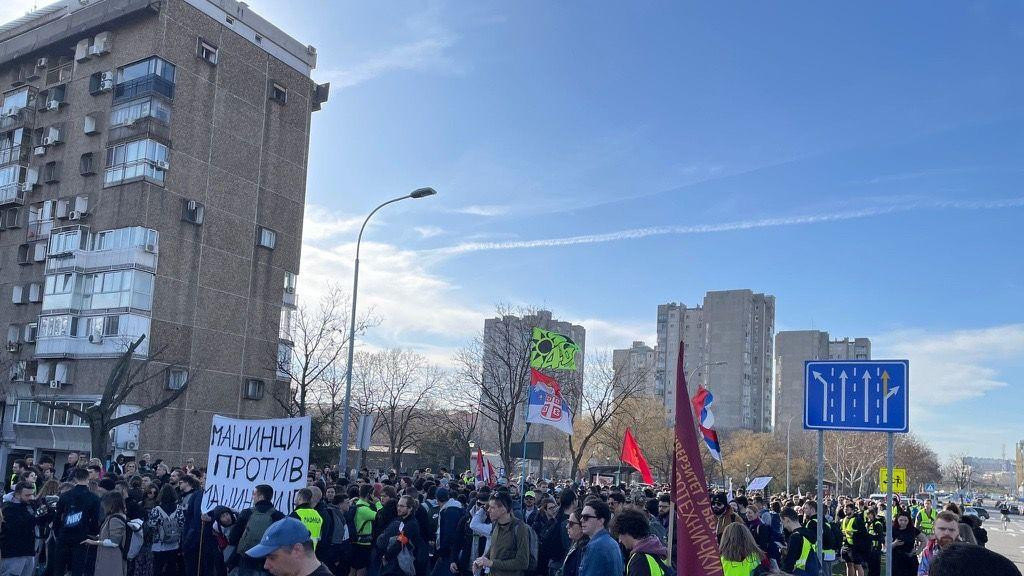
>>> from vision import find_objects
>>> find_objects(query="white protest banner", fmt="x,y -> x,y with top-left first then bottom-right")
202,415 -> 311,513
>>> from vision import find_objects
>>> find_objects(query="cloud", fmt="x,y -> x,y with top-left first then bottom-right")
451,205 -> 510,217
316,37 -> 461,89
301,205 -> 364,242
434,196 -> 1024,254
872,324 -> 1024,407
413,225 -> 445,239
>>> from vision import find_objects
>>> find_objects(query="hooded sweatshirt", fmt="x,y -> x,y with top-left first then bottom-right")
626,536 -> 669,576
436,498 -> 465,557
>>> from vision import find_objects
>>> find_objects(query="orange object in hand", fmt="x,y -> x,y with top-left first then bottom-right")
397,533 -> 409,546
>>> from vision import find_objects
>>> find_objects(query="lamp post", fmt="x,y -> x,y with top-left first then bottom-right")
786,414 -> 795,494
337,187 -> 437,476
745,463 -> 751,487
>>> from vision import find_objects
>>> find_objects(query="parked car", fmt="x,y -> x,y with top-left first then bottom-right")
1011,504 -> 1023,515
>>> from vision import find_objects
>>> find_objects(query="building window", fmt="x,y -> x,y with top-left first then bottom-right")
114,57 -> 175,102
80,153 -> 95,176
167,368 -> 188,390
109,97 -> 171,128
243,379 -> 265,400
49,228 -> 83,255
43,160 -> 60,183
104,138 -> 168,186
0,128 -> 26,165
283,271 -> 297,294
269,82 -> 287,104
257,227 -> 276,249
90,226 -> 158,252
1,88 -> 31,115
181,199 -> 204,224
197,39 -> 218,65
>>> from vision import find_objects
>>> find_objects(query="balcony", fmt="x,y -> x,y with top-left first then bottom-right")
26,219 -> 54,241
0,182 -> 28,206
45,245 -> 158,274
35,333 -> 149,359
108,116 -> 171,146
44,63 -> 72,87
0,107 -> 36,132
113,74 -> 174,103
0,141 -> 31,168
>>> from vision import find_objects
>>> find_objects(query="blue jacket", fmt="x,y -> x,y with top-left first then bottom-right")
579,529 -> 623,576
436,499 -> 466,559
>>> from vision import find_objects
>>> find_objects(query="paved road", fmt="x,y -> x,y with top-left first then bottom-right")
982,511 -> 1024,570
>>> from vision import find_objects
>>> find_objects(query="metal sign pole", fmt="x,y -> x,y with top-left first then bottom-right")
886,432 -> 894,576
817,429 -> 824,576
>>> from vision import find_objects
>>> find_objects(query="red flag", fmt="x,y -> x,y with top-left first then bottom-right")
620,427 -> 654,484
673,343 -> 724,576
475,449 -> 486,483
486,460 -> 497,487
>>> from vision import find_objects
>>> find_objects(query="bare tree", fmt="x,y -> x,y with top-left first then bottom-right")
943,453 -> 974,498
33,335 -> 185,457
454,308 -> 535,474
273,283 -> 377,446
355,349 -> 440,469
565,352 -> 647,480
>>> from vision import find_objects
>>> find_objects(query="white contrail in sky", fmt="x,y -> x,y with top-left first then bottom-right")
433,196 -> 1024,255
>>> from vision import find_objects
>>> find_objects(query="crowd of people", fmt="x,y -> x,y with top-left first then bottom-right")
0,454 -> 1020,576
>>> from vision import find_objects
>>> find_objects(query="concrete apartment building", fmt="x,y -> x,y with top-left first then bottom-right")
612,340 -> 656,397
774,331 -> 871,430
659,290 -> 775,432
0,0 -> 327,469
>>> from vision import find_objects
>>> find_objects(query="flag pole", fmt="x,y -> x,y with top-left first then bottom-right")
667,436 -> 676,561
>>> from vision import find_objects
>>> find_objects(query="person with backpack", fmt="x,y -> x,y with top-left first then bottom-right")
352,483 -> 379,576
229,484 -> 286,576
83,490 -> 142,576
780,507 -> 821,576
474,492 -> 531,576
149,483 -> 183,576
431,487 -> 465,576
378,495 -> 427,576
613,507 -> 670,576
48,467 -> 103,576
325,494 -> 352,576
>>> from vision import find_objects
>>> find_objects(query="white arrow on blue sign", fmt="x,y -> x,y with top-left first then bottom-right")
804,360 -> 909,432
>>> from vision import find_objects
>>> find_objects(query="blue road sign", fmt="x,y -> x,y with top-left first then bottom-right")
804,360 -> 909,432
925,483 -> 936,492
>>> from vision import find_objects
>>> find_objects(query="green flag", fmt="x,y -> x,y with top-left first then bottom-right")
530,327 -> 579,370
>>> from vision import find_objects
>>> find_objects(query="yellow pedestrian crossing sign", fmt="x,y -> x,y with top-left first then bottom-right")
879,467 -> 907,493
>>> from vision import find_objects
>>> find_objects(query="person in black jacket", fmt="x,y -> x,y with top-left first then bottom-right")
228,483 -> 286,575
378,495 -> 427,576
1,482 -> 41,575
431,487 -> 466,576
49,468 -> 103,576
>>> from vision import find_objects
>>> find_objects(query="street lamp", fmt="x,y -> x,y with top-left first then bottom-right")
745,463 -> 751,486
337,187 -> 438,476
687,360 -> 727,387
786,415 -> 795,494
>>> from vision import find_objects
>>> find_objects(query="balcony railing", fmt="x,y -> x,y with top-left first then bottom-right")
0,182 -> 28,206
45,245 -> 158,274
45,64 -> 72,87
0,142 -> 31,167
108,116 -> 171,146
0,107 -> 36,132
113,75 -> 174,103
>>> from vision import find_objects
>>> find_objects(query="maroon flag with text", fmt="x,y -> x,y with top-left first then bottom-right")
672,343 -> 724,576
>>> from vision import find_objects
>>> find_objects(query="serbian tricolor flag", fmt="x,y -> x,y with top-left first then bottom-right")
476,449 -> 495,486
526,369 -> 574,435
620,427 -> 654,484
673,343 -> 724,576
691,385 -> 722,462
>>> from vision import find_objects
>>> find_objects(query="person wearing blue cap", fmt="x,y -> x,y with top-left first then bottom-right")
245,517 -> 334,576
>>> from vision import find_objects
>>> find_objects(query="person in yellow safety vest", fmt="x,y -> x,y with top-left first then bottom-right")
915,499 -> 937,536
780,507 -> 821,576
718,523 -> 767,576
840,502 -> 869,576
800,500 -> 836,575
613,508 -> 670,576
289,488 -> 324,551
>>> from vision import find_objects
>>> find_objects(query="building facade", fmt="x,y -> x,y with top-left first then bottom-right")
0,0 -> 327,469
659,290 -> 775,431
774,331 -> 871,430
612,340 -> 656,397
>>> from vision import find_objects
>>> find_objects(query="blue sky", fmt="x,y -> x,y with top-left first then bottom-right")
6,1 -> 1019,459
279,1 -> 1024,460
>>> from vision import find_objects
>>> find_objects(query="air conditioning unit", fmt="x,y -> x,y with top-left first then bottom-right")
99,79 -> 113,91
17,182 -> 32,192
33,146 -> 46,156
155,160 -> 170,171
88,334 -> 103,344
37,57 -> 48,68
68,210 -> 82,221
125,441 -> 138,451
5,342 -> 19,353
101,70 -> 114,82
47,100 -> 60,111
88,45 -> 102,56
285,286 -> 295,294
187,200 -> 198,211
48,380 -> 62,389
144,243 -> 157,253
42,137 -> 54,146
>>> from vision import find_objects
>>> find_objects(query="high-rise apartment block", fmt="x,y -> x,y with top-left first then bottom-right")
0,0 -> 327,468
612,340 -> 656,396
659,290 -> 775,432
774,331 -> 871,429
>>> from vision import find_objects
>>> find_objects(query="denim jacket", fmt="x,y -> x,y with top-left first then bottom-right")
579,529 -> 623,576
